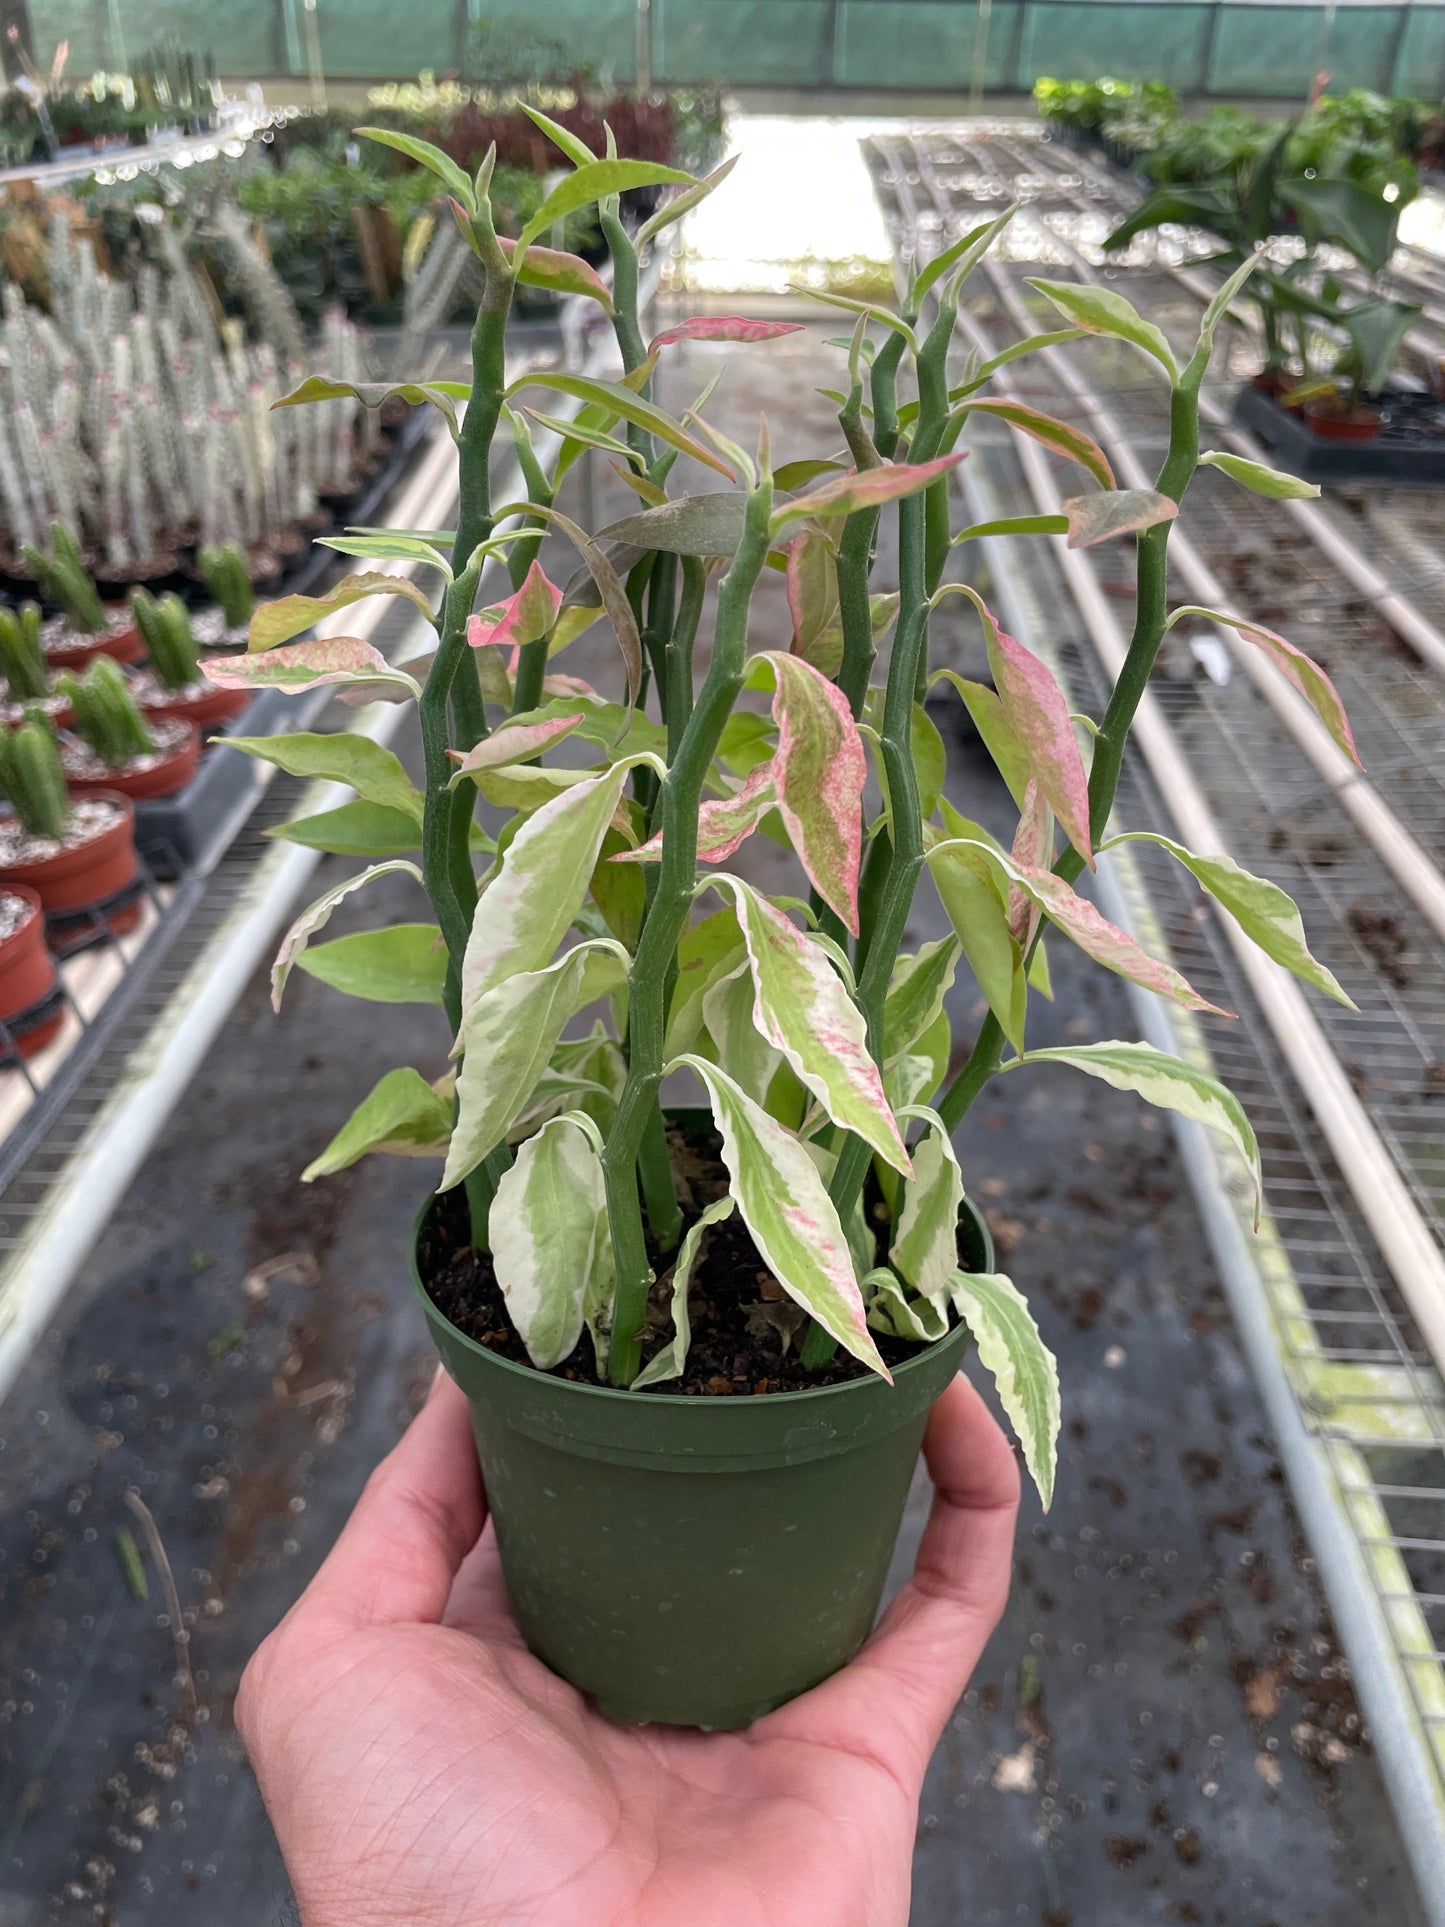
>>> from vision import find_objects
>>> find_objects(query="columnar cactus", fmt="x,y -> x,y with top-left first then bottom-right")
198,543 -> 254,628
59,656 -> 156,767
22,524 -> 108,634
131,588 -> 200,691
0,604 -> 50,701
0,717 -> 70,843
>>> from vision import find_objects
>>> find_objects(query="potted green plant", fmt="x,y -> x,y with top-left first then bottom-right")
195,543 -> 257,649
129,589 -> 251,730
20,524 -> 144,671
0,882 -> 63,1059
226,124 -> 1358,1729
0,602 -> 76,731
58,656 -> 200,800
0,715 -> 140,939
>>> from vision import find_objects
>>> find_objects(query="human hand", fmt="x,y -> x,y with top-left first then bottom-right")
238,1367 -> 1019,1927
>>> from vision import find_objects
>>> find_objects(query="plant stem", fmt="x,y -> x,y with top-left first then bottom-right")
601,480 -> 774,1387
666,555 -> 704,757
935,380 -> 1201,1135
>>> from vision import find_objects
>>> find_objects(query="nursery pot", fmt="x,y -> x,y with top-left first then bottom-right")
414,1189 -> 995,1729
139,682 -> 251,731
0,885 -> 61,1058
1303,396 -> 1382,443
64,724 -> 201,801
43,612 -> 144,672
0,793 -> 139,917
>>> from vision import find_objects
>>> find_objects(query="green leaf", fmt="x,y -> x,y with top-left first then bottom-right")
1010,1039 -> 1262,1223
914,207 -> 1015,305
248,573 -> 433,651
949,1270 -> 1060,1508
273,375 -> 471,443
884,937 -> 961,1066
951,398 -> 1115,490
301,1067 -> 453,1182
1198,450 -> 1320,500
1165,605 -> 1361,769
635,154 -> 739,246
316,533 -> 454,577
773,456 -> 845,493
517,101 -> 595,168
927,834 -> 1026,1051
892,1106 -> 965,1303
707,876 -> 911,1174
666,907 -> 746,1057
951,328 -> 1088,399
671,1055 -> 890,1378
461,757 -> 660,1011
512,372 -> 734,478
517,159 -> 696,250
226,732 -> 424,822
952,513 -> 1071,545
1103,831 -> 1353,1006
633,1197 -> 736,1391
271,860 -> 422,1009
443,942 -> 628,1190
269,800 -> 428,858
865,1268 -> 950,1343
296,924 -> 447,1005
931,671 -> 1031,808
595,492 -> 751,558
1026,277 -> 1179,382
489,1114 -> 610,1370
357,126 -> 477,212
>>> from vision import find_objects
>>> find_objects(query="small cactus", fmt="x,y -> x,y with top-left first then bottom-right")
0,715 -> 70,843
131,588 -> 200,693
21,523 -> 107,636
0,603 -> 50,702
59,657 -> 155,770
197,544 -> 254,630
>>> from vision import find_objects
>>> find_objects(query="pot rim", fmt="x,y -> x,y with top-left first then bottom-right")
411,1189 -> 993,1412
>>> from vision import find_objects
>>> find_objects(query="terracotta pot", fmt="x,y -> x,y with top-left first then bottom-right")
0,884 -> 62,1058
64,725 -> 200,801
0,793 -> 139,916
1303,397 -> 1382,443
43,611 -> 145,672
2,690 -> 74,733
139,681 -> 251,731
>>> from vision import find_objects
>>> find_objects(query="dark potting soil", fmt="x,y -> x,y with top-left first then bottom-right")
419,1120 -> 945,1395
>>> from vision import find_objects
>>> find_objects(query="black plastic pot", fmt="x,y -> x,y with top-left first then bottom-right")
414,1184 -> 994,1729
1233,379 -> 1445,486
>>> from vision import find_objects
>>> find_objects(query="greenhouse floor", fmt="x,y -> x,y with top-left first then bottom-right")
0,300 -> 1428,1923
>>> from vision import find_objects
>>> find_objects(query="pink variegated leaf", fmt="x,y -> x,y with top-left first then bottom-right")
448,712 -> 587,780
496,235 -> 614,311
613,760 -> 777,867
648,316 -> 804,352
786,527 -> 842,674
946,585 -> 1094,868
1007,780 -> 1053,947
466,561 -> 562,652
1171,605 -> 1362,769
1061,488 -> 1179,549
544,670 -> 603,700
1012,860 -> 1229,1016
202,636 -> 420,700
953,399 -> 1115,490
748,651 -> 867,934
771,453 -> 967,531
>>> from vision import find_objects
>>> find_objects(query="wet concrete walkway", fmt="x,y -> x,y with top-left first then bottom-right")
0,318 -> 1425,1926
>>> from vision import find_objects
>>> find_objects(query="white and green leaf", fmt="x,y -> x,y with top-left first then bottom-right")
490,1114 -> 610,1370
949,1269 -> 1060,1509
301,1067 -> 453,1181
633,1196 -> 737,1391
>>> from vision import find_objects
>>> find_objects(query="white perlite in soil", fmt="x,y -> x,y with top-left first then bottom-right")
0,892 -> 35,941
61,716 -> 191,781
191,607 -> 249,650
0,797 -> 122,866
40,609 -> 133,655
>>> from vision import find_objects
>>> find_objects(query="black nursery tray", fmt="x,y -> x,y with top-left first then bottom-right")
1232,381 -> 1445,486
133,690 -> 297,880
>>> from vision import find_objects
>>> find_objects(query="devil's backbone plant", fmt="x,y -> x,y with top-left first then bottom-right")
211,119 -> 1359,1727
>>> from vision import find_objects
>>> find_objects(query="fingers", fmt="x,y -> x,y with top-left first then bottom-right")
783,1374 -> 1020,1784
300,1366 -> 488,1630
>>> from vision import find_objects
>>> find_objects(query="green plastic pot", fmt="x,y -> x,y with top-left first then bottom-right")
413,1186 -> 993,1729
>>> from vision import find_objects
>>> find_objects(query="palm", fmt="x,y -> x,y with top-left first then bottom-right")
239,1375 -> 1018,1927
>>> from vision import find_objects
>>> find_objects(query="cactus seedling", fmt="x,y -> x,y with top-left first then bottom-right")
131,589 -> 200,693
20,524 -> 108,637
0,604 -> 50,703
59,658 -> 156,770
198,544 -> 254,631
0,716 -> 71,844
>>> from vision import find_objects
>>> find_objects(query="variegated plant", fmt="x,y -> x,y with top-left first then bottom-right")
212,123 -> 1358,1509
